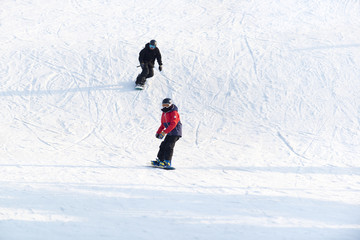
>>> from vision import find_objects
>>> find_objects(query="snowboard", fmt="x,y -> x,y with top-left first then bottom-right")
149,162 -> 175,170
135,84 -> 145,90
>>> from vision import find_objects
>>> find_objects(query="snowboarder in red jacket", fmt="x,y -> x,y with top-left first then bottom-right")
152,98 -> 182,167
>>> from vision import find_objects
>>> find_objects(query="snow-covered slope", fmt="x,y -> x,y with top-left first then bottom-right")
1,0 -> 360,239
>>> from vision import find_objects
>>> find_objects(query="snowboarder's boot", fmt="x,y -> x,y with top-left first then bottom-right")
159,160 -> 171,168
135,74 -> 146,86
151,158 -> 160,166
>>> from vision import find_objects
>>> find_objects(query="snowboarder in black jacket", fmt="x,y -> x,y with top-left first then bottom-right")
135,40 -> 163,87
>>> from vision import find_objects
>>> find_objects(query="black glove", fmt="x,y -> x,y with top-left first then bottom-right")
158,131 -> 166,139
159,65 -> 162,71
140,63 -> 145,69
156,131 -> 166,139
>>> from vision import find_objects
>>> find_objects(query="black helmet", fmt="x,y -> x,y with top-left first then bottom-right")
162,98 -> 172,106
149,39 -> 157,49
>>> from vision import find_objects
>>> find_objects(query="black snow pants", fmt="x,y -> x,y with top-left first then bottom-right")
157,135 -> 180,162
136,63 -> 154,85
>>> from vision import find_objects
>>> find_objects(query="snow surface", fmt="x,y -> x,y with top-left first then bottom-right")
1,0 -> 360,239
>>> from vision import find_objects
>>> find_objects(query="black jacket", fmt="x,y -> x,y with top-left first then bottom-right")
139,43 -> 162,67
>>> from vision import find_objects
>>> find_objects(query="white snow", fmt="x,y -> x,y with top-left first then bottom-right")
1,0 -> 360,239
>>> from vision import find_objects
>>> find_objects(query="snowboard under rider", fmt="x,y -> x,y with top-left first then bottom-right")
135,39 -> 163,87
152,98 -> 182,167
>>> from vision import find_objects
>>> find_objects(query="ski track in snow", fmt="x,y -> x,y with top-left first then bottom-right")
1,0 -> 360,240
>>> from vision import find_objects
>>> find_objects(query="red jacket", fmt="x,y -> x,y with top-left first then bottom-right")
157,105 -> 182,136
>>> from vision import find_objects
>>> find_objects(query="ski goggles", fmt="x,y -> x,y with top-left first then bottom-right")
149,44 -> 156,49
162,103 -> 171,108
